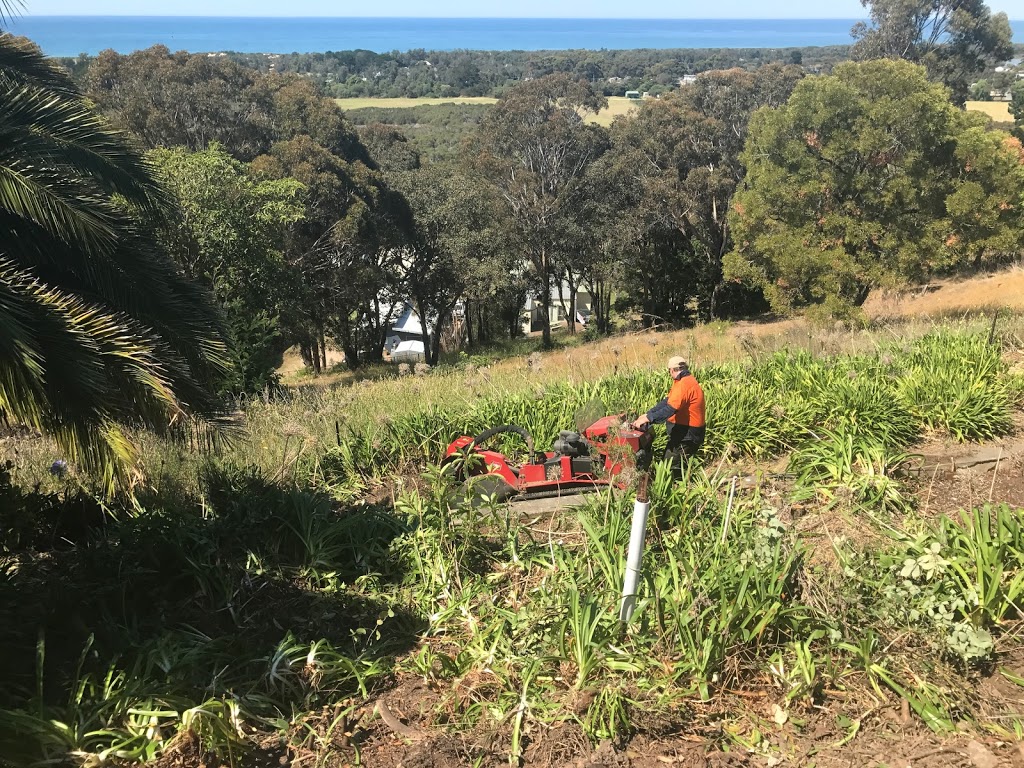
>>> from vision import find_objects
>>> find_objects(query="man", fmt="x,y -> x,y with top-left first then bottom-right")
631,356 -> 706,478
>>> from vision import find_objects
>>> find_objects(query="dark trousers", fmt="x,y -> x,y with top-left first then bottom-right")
664,422 -> 705,480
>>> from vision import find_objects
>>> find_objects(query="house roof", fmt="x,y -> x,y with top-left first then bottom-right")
391,302 -> 424,335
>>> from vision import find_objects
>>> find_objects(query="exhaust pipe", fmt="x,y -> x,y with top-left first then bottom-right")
619,472 -> 651,623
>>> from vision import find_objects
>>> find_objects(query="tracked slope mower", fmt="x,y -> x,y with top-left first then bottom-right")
442,414 -> 654,502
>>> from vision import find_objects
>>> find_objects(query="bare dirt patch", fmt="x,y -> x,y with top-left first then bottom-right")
905,421 -> 1024,520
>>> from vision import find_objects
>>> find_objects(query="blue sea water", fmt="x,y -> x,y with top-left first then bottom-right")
0,16 -> 933,57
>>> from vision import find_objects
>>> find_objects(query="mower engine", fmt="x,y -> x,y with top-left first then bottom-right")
443,414 -> 654,500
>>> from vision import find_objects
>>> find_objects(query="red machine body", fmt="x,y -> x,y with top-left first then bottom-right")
443,414 -> 653,498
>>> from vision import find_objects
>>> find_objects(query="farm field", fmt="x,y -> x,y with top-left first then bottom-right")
338,96 -> 1003,129
336,95 -> 642,125
966,99 -> 1013,122
335,96 -> 498,109
3,271 -> 1024,768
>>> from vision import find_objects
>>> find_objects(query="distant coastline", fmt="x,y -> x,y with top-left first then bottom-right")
0,16 -> 895,57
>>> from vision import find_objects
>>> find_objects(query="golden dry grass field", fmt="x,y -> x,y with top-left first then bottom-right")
335,96 -> 498,108
966,100 -> 1013,121
335,95 -> 642,125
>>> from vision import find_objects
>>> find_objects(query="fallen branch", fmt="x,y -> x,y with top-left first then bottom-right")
374,702 -> 426,742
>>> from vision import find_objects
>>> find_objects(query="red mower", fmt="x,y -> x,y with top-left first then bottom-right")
442,414 -> 654,502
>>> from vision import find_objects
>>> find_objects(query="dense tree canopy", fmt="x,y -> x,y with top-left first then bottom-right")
7,17 -> 1019,392
252,135 -> 413,369
473,73 -> 608,346
389,164 -> 502,364
148,145 -> 305,394
724,59 -> 1024,320
598,65 -> 803,326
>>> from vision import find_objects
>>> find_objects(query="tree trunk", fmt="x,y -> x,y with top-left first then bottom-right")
709,281 -> 722,320
415,297 -> 434,365
465,299 -> 475,348
563,268 -> 578,335
431,305 -> 454,365
539,250 -> 552,348
587,277 -> 611,335
343,341 -> 359,369
478,304 -> 488,345
853,283 -> 871,307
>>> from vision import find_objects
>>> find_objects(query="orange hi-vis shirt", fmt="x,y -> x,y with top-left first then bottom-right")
666,374 -> 706,428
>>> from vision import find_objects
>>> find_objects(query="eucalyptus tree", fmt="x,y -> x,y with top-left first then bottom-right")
601,64 -> 802,325
86,46 -> 374,164
390,163 -> 502,364
0,32 -> 232,483
851,0 -> 1013,105
472,73 -> 608,347
86,45 -> 275,160
251,135 -> 413,370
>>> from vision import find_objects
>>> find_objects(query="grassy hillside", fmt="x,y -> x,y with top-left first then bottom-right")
2,270 -> 1024,767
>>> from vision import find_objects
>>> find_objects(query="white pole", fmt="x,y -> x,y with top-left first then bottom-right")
720,475 -> 738,546
619,473 -> 652,623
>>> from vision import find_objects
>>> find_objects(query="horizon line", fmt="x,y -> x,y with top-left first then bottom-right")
16,13 -> 1024,22
16,14 -> 880,20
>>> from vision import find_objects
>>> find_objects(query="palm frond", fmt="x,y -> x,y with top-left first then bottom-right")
0,32 -> 75,96
0,32 -> 238,486
0,258 -> 236,480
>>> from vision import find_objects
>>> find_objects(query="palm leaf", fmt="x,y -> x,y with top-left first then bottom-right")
0,32 -> 238,485
0,31 -> 75,95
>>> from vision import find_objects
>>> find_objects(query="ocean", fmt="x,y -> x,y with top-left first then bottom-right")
0,16 -> 925,58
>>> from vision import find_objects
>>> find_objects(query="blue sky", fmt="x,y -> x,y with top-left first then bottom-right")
24,0 -> 1024,18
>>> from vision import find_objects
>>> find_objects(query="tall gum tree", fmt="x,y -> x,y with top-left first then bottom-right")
390,164 -> 501,364
597,65 -> 802,325
851,0 -> 1013,105
251,135 -> 412,371
472,73 -> 607,347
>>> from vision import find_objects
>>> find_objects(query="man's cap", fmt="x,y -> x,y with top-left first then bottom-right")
667,356 -> 687,369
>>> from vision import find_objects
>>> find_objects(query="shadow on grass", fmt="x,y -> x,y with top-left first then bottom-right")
0,465 -> 424,714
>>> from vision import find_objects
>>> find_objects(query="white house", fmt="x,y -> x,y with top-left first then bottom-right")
384,301 -> 427,362
384,300 -> 466,362
521,283 -> 593,335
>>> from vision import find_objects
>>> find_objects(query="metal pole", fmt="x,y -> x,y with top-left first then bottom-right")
720,475 -> 738,546
619,472 -> 651,623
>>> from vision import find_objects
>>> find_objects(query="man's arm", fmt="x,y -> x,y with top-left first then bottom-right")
633,398 -> 674,429
645,398 -> 675,424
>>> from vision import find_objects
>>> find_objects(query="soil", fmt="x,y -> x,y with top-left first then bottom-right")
340,694 -> 1024,768
906,419 -> 1024,520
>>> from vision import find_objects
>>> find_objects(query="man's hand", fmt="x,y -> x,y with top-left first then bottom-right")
631,414 -> 650,431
